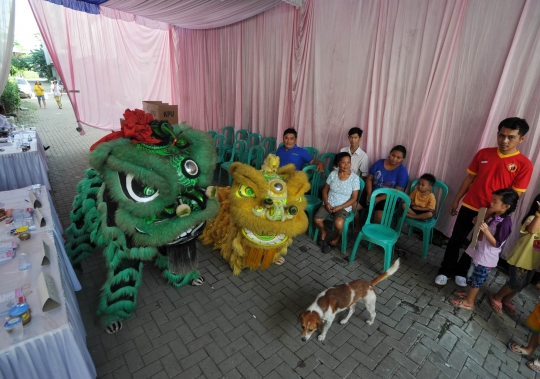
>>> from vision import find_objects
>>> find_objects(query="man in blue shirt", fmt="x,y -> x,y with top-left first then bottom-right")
276,128 -> 324,172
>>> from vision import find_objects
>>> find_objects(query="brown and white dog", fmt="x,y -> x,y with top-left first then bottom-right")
299,259 -> 400,341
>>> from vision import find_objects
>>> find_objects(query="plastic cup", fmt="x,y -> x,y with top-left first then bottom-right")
4,317 -> 23,342
18,253 -> 32,270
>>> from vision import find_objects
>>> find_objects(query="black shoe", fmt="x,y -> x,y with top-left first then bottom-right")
44,146 -> 50,151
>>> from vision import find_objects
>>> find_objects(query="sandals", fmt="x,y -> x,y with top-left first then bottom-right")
488,294 -> 503,314
449,298 -> 474,310
190,276 -> 205,286
527,359 -> 540,373
453,290 -> 467,299
503,302 -> 517,317
508,342 -> 531,355
323,242 -> 338,254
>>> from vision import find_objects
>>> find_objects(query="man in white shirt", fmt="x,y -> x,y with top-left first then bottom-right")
340,127 -> 368,179
340,127 -> 368,232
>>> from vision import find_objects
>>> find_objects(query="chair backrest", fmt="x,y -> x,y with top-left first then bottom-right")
213,134 -> 227,162
302,165 -> 322,196
352,176 -> 366,211
207,130 -> 218,138
235,129 -> 250,142
304,147 -> 319,161
247,145 -> 265,169
260,137 -> 276,154
222,125 -> 235,146
247,132 -> 262,149
409,178 -> 449,221
228,139 -> 248,162
366,188 -> 411,230
319,152 -> 336,172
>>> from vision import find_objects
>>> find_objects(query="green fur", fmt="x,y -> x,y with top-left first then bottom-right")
65,122 -> 219,329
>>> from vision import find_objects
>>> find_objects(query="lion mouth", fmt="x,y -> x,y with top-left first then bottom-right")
241,228 -> 288,246
135,221 -> 206,245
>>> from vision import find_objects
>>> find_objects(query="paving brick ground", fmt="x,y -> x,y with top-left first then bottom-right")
27,94 -> 540,378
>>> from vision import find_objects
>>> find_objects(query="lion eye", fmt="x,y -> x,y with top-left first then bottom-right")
120,173 -> 159,203
238,185 -> 255,197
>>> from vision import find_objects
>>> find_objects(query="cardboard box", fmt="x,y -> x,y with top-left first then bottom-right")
142,101 -> 178,125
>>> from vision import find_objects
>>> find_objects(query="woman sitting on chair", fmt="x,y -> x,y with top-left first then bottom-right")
361,145 -> 408,224
315,152 -> 360,254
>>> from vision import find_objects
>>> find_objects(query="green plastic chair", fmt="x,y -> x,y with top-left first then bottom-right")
319,152 -> 336,172
304,147 -> 319,161
403,179 -> 449,258
207,130 -> 218,138
235,129 -> 250,142
246,145 -> 265,169
213,135 -> 228,175
302,165 -> 323,238
222,125 -> 235,152
220,140 -> 247,185
350,188 -> 411,271
260,137 -> 276,156
313,176 -> 365,253
246,132 -> 262,160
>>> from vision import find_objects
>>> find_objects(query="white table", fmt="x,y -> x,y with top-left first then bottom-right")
0,129 -> 50,191
0,187 -> 95,379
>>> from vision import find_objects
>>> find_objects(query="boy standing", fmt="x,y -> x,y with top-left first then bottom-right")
340,127 -> 369,179
435,117 -> 533,287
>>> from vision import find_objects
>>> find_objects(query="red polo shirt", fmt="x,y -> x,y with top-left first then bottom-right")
462,147 -> 533,211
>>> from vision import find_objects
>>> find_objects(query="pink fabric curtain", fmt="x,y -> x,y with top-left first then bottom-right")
29,0 -> 174,132
30,0 -> 540,240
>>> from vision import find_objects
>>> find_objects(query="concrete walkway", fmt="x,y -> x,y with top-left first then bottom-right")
29,95 -> 539,378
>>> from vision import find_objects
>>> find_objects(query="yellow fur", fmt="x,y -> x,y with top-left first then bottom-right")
200,156 -> 310,275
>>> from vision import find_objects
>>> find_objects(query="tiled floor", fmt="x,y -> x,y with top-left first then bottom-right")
31,95 -> 539,378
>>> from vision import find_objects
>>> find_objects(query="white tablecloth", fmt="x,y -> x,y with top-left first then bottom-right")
0,129 -> 50,191
0,231 -> 96,379
0,186 -> 80,291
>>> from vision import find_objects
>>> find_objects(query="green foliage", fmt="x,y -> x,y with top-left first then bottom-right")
0,78 -> 22,113
27,45 -> 54,81
11,55 -> 32,76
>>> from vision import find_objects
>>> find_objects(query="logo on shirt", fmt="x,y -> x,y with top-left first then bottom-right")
507,163 -> 517,172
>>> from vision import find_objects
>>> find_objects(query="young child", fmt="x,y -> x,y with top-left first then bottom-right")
450,188 -> 519,310
507,302 -> 540,373
405,173 -> 437,220
489,194 -> 540,316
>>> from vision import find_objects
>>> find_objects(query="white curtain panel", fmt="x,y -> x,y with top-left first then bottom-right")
0,0 -> 15,95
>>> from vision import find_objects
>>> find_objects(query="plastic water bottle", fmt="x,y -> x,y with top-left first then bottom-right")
18,253 -> 32,271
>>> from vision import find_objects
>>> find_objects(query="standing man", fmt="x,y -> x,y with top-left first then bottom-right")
435,117 -> 533,287
340,127 -> 369,179
340,127 -> 369,232
276,128 -> 324,172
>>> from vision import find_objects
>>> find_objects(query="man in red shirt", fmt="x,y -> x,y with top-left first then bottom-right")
435,117 -> 533,287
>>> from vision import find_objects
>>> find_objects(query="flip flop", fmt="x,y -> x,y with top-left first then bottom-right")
449,298 -> 474,310
503,302 -> 517,317
317,239 -> 326,247
488,294 -> 503,314
508,342 -> 530,355
453,290 -> 467,299
527,359 -> 540,373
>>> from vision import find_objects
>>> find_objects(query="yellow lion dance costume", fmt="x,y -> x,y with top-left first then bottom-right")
200,155 -> 310,275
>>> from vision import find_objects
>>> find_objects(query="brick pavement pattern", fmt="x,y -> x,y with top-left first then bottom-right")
30,96 -> 540,378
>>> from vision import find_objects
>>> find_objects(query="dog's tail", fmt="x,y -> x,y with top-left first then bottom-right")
369,259 -> 400,287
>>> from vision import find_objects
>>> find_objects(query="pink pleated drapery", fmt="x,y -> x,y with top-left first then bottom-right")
29,0 -> 540,244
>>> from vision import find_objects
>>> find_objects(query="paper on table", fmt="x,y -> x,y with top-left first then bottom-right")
37,272 -> 61,312
29,190 -> 42,208
468,207 -> 487,250
41,241 -> 50,266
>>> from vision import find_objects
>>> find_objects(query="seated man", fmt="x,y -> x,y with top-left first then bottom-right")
276,128 -> 324,172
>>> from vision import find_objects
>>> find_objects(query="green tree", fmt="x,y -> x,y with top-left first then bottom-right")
27,44 -> 54,80
10,55 -> 32,76
0,78 -> 22,113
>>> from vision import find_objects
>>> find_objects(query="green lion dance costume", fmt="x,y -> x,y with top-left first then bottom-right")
65,109 -> 219,333
200,155 -> 310,275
